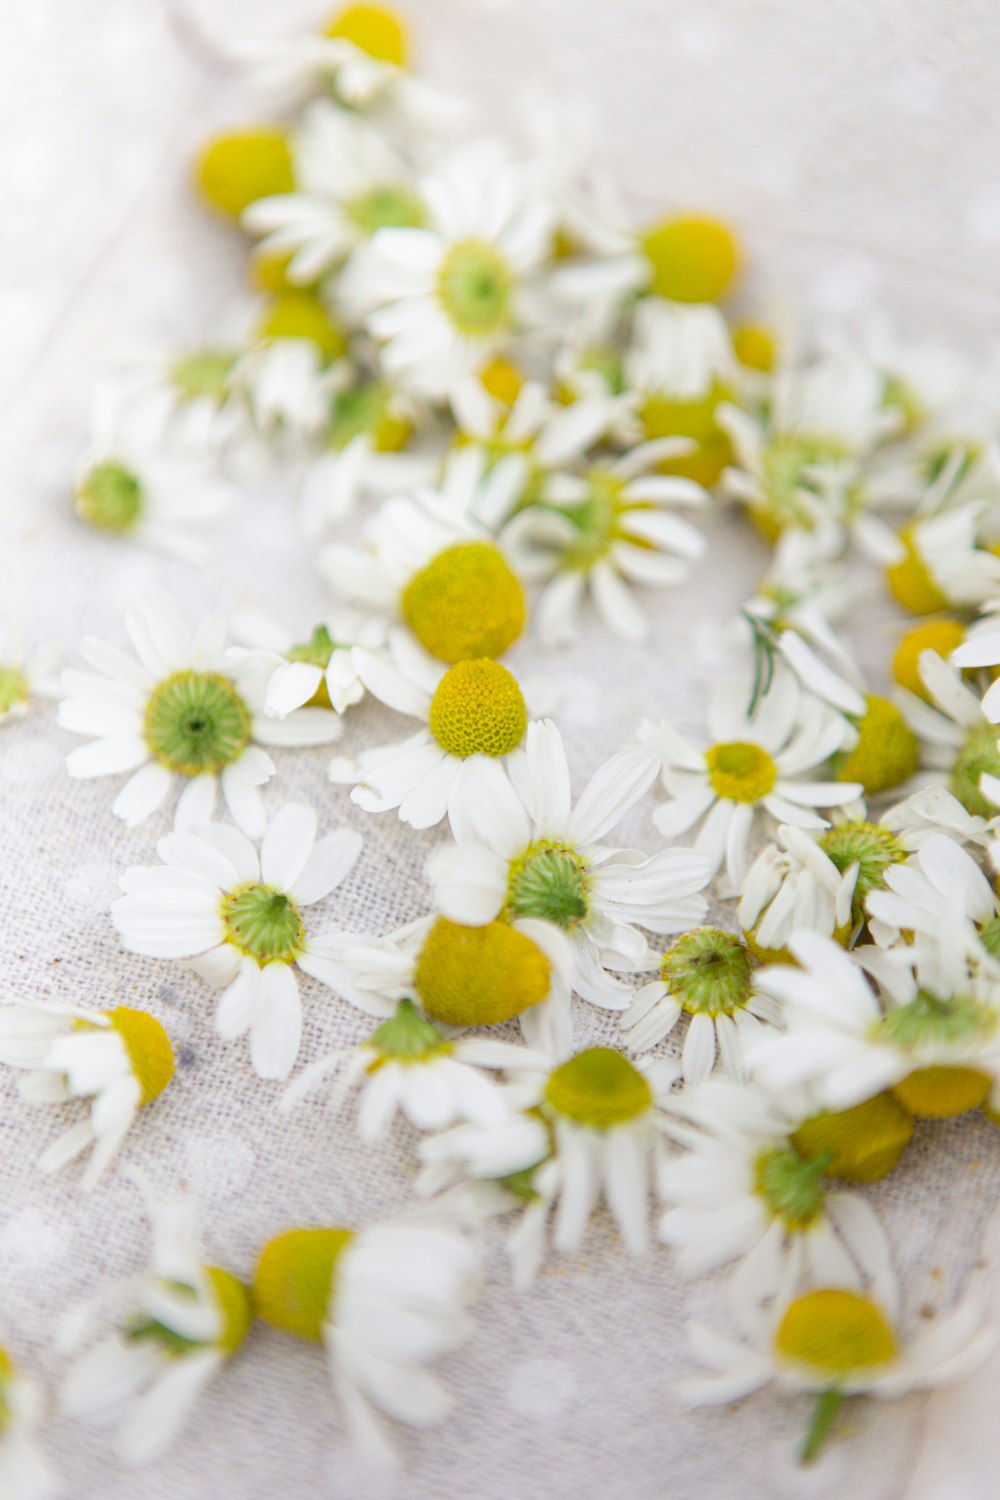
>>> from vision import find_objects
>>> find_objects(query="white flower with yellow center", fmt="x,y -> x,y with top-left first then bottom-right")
0,1346 -> 56,1500
350,138 -> 555,398
502,438 -> 707,645
0,621 -> 59,724
0,1003 -> 174,1190
426,718 -> 711,1010
244,101 -> 425,285
750,931 -> 1000,1121
112,805 -> 363,1081
884,500 -> 1000,615
897,649 -> 1000,819
58,590 -> 341,835
329,631 -> 539,831
253,1214 -> 478,1464
227,606 -> 385,719
641,672 -> 861,890
59,1181 -> 251,1466
625,294 -> 736,404
623,927 -> 781,1079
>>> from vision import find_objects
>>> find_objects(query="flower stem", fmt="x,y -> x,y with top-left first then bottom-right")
801,1388 -> 844,1464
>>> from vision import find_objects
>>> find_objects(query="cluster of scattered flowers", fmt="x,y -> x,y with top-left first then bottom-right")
5,3 -> 1000,1487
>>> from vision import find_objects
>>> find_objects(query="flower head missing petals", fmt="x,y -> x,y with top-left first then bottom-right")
126,1267 -> 252,1359
428,659 -> 527,758
544,1048 -> 652,1130
222,885 -> 305,965
402,542 -> 526,663
661,927 -> 753,1017
834,696 -> 919,796
254,1227 -> 354,1343
705,741 -> 777,803
414,916 -> 550,1026
143,670 -> 251,776
104,1007 -> 175,1105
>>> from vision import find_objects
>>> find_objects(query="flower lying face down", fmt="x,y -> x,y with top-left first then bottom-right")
112,804 -> 363,1081
253,1213 -> 479,1465
226,607 -> 386,719
0,1003 -> 174,1191
59,1177 -> 251,1467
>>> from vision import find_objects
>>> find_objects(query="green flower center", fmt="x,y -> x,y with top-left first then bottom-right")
878,989 -> 996,1052
143,670 -> 252,776
544,1047 -> 653,1130
754,1145 -> 830,1229
661,926 -> 754,1016
820,821 -> 905,928
705,740 -> 777,803
506,841 -> 589,929
75,461 -> 143,534
171,349 -> 236,400
951,723 -> 1000,818
0,666 -> 29,716
328,382 -> 409,452
756,435 -> 851,534
347,184 -> 425,236
368,999 -> 450,1064
554,469 -> 624,571
287,624 -> 336,670
437,238 -> 513,337
222,884 -> 305,964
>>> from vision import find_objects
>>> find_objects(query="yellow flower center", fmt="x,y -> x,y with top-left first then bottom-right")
480,356 -> 525,407
414,916 -> 551,1026
892,619 -> 965,699
639,215 -> 741,304
428,659 -> 527,759
253,1227 -> 354,1343
0,667 -> 30,717
401,541 -> 526,663
640,380 -> 733,488
732,323 -> 776,372
544,1047 -> 653,1130
255,292 -> 347,363
437,239 -> 513,338
705,740 -> 777,803
322,4 -> 409,66
885,526 -> 949,615
893,1066 -> 992,1118
791,1092 -> 913,1183
194,129 -> 294,220
775,1290 -> 897,1377
834,695 -> 920,795
106,1007 -> 175,1105
207,1267 -> 254,1357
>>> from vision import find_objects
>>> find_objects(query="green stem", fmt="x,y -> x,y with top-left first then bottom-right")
801,1388 -> 844,1464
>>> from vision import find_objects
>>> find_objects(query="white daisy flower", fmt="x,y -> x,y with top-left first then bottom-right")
426,717 -> 711,1010
625,295 -> 736,403
59,1179 -> 251,1467
622,927 -> 781,1080
953,623 -> 1000,722
227,606 -> 385,719
229,332 -> 343,440
253,1214 -> 478,1464
0,1003 -> 174,1190
0,621 -> 60,723
878,782 -> 996,853
281,998 -> 509,1138
897,649 -> 1000,818
641,671 -> 861,890
112,804 -> 363,1081
502,438 -> 707,645
0,1348 -> 57,1500
58,589 -> 341,835
885,500 -> 1000,615
244,102 -> 425,286
91,349 -> 250,461
864,831 -> 997,953
350,138 -> 555,398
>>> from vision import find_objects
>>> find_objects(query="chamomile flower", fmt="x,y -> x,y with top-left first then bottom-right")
0,1003 -> 173,1190
878,783 -> 996,853
112,805 -> 363,1081
281,999 -> 509,1137
253,1214 -> 478,1463
625,294 -> 736,404
58,590 -> 340,835
885,501 -> 1000,615
953,623 -> 1000,723
622,927 -> 780,1080
0,1349 -> 57,1500
59,1180 -> 251,1466
896,649 -> 1000,818
864,831 -> 997,954
426,718 -> 711,1009
0,621 -> 59,723
230,323 -> 345,440
641,671 -> 861,890
502,438 -> 708,645
228,607 -> 385,718
351,138 -> 555,397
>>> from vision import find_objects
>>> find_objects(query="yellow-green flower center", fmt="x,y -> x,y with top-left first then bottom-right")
256,292 -> 347,363
105,1006 -> 175,1105
506,841 -> 588,929
891,618 -> 965,699
347,184 -> 425,236
893,1066 -> 992,1118
437,239 -> 513,338
705,740 -> 777,803
402,540 -> 526,663
820,821 -> 905,930
414,916 -> 550,1026
368,998 -> 450,1062
222,884 -> 305,965
195,129 -> 294,219
143,670 -> 252,777
554,469 -> 626,572
951,723 -> 1000,818
328,382 -> 410,452
75,461 -> 143,534
753,435 -> 851,538
885,525 -> 949,615
427,659 -> 527,759
775,1289 -> 897,1377
171,349 -> 236,400
661,926 -> 754,1016
753,1145 -> 828,1229
253,1227 -> 355,1343
544,1047 -> 653,1130
0,667 -> 29,717
640,380 -> 733,488
791,1092 -> 913,1183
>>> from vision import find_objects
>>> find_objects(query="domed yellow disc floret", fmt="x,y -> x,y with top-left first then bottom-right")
775,1289 -> 897,1376
253,1227 -> 354,1343
893,1065 -> 992,1118
732,323 -> 776,373
480,357 -> 525,407
640,215 -> 741,305
706,741 -> 777,803
640,381 -> 733,488
402,542 -> 526,664
428,660 -> 527,758
207,1267 -> 254,1357
414,916 -> 550,1026
323,4 -> 408,66
544,1047 -> 653,1130
195,129 -> 294,220
791,1092 -> 913,1183
885,526 -> 949,615
106,1007 -> 175,1105
255,292 -> 347,363
833,695 -> 919,795
892,619 -> 965,699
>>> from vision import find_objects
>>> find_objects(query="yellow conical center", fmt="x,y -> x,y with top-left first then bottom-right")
640,215 -> 741,304
106,1007 -> 175,1105
195,129 -> 294,219
255,292 -> 347,363
705,741 -> 777,803
732,323 -> 776,373
893,1066 -> 992,1118
414,916 -> 551,1026
892,619 -> 965,699
253,1227 -> 354,1343
323,4 -> 408,65
544,1047 -> 653,1130
428,659 -> 527,758
834,695 -> 920,795
791,1092 -> 913,1183
775,1290 -> 897,1377
480,356 -> 525,407
207,1267 -> 254,1357
402,541 -> 526,663
885,526 -> 949,615
639,381 -> 733,488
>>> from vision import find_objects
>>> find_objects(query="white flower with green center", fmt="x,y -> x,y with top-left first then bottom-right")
750,931 -> 1000,1120
897,648 -> 1000,819
865,831 -> 997,958
281,998 -> 509,1138
112,804 -> 363,1081
58,589 -> 341,834
253,1215 -> 478,1463
348,138 -> 554,398
641,670 -> 862,890
60,1179 -> 251,1466
426,717 -> 711,1012
0,1346 -> 56,1500
0,620 -> 60,724
244,102 -> 425,284
0,1002 -> 174,1190
502,438 -> 708,645
227,606 -> 385,719
623,927 -> 781,1081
